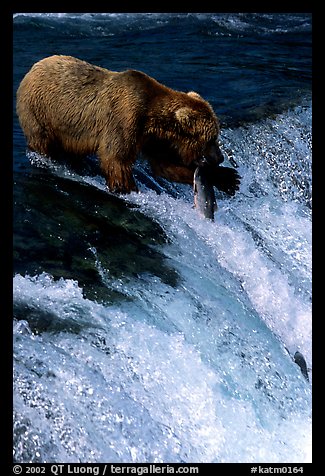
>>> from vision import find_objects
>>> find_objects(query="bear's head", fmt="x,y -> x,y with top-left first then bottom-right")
174,92 -> 224,166
145,90 -> 224,168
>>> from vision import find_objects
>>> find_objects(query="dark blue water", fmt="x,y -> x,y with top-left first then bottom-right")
13,13 -> 312,463
13,13 -> 311,126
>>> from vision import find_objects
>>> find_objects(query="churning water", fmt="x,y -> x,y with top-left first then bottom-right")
13,13 -> 312,463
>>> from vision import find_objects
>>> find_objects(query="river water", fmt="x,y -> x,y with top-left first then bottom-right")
13,13 -> 312,463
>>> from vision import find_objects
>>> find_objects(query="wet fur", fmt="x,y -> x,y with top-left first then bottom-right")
17,55 -> 240,194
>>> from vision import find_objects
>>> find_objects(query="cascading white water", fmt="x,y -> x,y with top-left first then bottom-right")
14,104 -> 312,463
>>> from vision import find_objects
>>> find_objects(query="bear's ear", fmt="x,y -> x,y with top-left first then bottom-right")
187,91 -> 202,100
175,107 -> 198,127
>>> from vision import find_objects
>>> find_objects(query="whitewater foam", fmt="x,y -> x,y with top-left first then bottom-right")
14,103 -> 312,462
14,270 -> 311,463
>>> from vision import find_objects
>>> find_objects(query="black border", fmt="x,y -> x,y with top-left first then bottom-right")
7,2 -> 318,470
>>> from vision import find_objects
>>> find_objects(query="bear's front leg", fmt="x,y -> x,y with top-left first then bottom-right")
98,149 -> 138,194
149,159 -> 195,185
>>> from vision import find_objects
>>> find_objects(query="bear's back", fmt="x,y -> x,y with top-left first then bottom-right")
19,55 -> 170,107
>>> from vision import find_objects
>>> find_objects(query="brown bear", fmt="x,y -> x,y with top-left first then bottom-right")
16,55 -> 240,195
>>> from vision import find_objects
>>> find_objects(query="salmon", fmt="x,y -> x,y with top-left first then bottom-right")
193,163 -> 217,220
294,351 -> 309,381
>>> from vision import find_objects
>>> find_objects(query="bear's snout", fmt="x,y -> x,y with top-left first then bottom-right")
204,141 -> 224,166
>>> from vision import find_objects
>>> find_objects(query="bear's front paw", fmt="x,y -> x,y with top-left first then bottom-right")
210,165 -> 241,196
107,174 -> 139,195
110,183 -> 139,194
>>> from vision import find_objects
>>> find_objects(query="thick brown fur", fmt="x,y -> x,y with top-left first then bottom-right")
16,55 -> 240,194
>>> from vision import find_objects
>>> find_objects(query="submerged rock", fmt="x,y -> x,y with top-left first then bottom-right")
14,169 -> 179,305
